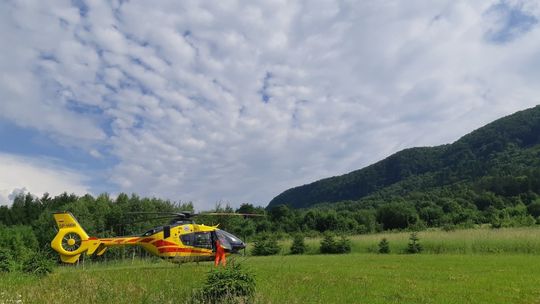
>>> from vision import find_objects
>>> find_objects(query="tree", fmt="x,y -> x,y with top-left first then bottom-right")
236,203 -> 261,214
377,202 -> 418,230
290,234 -> 306,255
320,233 -> 351,254
406,232 -> 422,254
378,238 -> 390,254
268,204 -> 291,222
527,200 -> 540,218
320,233 -> 337,254
251,234 -> 280,256
335,236 -> 352,253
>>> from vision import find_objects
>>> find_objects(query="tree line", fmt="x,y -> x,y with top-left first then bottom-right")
2,180 -> 540,266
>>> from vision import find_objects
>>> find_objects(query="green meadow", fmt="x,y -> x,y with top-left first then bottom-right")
295,226 -> 540,255
3,227 -> 540,303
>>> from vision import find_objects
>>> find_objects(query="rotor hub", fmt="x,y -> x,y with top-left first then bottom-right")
61,232 -> 82,252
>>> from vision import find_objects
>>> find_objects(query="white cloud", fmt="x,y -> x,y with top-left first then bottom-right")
1,0 -> 540,209
0,153 -> 90,206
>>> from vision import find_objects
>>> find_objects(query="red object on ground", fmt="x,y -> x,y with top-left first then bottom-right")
214,239 -> 226,266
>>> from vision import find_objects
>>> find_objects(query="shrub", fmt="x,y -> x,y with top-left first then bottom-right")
251,234 -> 280,256
378,238 -> 390,254
290,234 -> 306,255
320,233 -> 351,254
527,201 -> 540,217
22,251 -> 55,276
406,232 -> 422,254
442,224 -> 456,232
335,236 -> 351,253
0,248 -> 15,272
320,233 -> 337,254
191,263 -> 255,304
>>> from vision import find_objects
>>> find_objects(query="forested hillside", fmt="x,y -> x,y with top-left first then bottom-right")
268,105 -> 540,209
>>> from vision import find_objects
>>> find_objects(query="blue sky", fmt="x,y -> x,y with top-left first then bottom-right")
1,0 -> 539,209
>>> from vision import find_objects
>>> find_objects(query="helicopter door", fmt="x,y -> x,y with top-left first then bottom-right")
163,226 -> 170,239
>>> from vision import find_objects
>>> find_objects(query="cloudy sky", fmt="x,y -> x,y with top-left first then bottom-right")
1,0 -> 539,209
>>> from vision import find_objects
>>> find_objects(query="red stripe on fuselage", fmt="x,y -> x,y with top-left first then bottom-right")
158,247 -> 210,254
152,240 -> 177,247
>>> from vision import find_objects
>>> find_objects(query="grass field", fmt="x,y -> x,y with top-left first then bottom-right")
3,227 -> 540,303
2,254 -> 540,303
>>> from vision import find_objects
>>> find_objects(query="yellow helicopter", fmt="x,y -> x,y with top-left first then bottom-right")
51,211 -> 259,264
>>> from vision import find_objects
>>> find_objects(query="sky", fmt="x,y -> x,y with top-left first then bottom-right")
1,0 -> 539,210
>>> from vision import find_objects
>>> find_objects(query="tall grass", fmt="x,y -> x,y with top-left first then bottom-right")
277,227 -> 540,255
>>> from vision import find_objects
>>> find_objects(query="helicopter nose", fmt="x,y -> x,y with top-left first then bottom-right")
228,241 -> 245,253
216,229 -> 246,253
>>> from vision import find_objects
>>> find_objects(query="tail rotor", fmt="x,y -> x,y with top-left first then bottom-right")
51,212 -> 92,263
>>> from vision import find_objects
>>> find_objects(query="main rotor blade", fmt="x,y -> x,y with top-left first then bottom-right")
126,211 -> 185,216
122,215 -> 183,224
196,212 -> 265,217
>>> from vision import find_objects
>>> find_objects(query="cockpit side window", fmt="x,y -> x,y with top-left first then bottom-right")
180,232 -> 212,249
180,233 -> 193,246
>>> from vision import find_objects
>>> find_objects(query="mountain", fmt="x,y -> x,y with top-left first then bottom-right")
268,105 -> 540,209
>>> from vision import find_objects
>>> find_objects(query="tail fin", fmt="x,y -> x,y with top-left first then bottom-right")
53,212 -> 90,239
51,212 -> 92,263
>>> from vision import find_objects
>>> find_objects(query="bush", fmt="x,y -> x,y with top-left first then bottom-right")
251,234 -> 280,256
378,238 -> 390,254
442,224 -> 456,232
320,233 -> 336,254
320,233 -> 351,254
406,232 -> 422,254
0,248 -> 15,272
22,251 -> 55,276
191,263 -> 255,304
290,234 -> 306,255
335,236 -> 351,253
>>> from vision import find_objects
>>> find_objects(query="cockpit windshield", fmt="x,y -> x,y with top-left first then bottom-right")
215,229 -> 245,252
215,230 -> 232,250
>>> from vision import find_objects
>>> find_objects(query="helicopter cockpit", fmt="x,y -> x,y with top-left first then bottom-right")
179,229 -> 245,253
